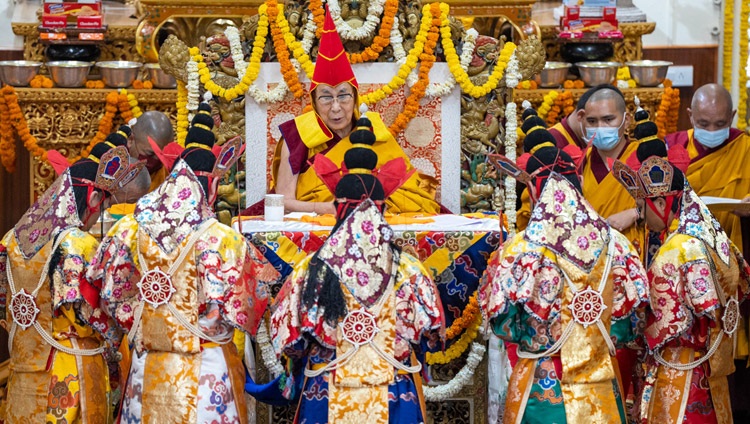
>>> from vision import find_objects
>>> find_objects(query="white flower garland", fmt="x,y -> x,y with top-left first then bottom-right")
505,51 -> 520,91
328,0 -> 386,41
256,316 -> 284,378
502,51 -> 521,236
300,10 -> 317,55
243,10 -> 318,103
504,101 -> 518,237
226,26 -> 248,78
423,342 -> 486,401
392,22 -> 477,98
186,57 -> 200,121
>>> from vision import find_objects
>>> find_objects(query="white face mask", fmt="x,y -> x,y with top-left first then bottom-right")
693,126 -> 730,149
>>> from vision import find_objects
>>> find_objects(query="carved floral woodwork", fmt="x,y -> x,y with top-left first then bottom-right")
13,88 -> 177,200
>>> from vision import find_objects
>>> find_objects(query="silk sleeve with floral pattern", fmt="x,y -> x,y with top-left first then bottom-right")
51,228 -> 121,345
609,231 -> 649,321
196,222 -> 277,336
480,231 -> 648,348
479,233 -> 564,326
393,252 -> 445,360
86,215 -> 142,335
644,234 -> 721,351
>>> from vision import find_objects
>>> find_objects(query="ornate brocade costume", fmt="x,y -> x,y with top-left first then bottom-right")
638,189 -> 750,424
0,171 -> 112,423
271,201 -> 444,423
480,174 -> 649,424
87,160 -> 278,423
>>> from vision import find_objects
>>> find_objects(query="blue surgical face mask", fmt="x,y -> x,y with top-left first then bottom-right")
693,126 -> 730,149
586,127 -> 621,151
585,113 -> 626,151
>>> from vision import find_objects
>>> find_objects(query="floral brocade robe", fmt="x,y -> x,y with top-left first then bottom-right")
0,229 -> 111,424
271,252 -> 444,424
479,174 -> 649,424
480,232 -> 648,424
639,232 -> 750,424
88,214 -> 277,424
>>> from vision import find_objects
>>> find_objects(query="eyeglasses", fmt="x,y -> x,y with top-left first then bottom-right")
316,93 -> 354,106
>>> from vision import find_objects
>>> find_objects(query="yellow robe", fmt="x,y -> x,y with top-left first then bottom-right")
581,143 -> 644,254
107,166 -> 168,217
272,111 -> 441,215
679,129 -> 750,254
0,229 -> 109,424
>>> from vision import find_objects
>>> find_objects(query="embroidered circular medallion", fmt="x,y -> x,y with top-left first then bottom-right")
10,288 -> 40,330
722,297 -> 740,335
340,309 -> 378,346
569,287 -> 607,328
138,269 -> 175,307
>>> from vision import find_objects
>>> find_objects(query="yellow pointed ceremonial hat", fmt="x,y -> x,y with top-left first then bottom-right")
311,6 -> 358,92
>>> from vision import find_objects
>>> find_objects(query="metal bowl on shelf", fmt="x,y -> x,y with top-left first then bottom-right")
535,62 -> 572,88
0,61 -> 43,87
626,60 -> 673,87
96,61 -> 143,88
46,61 -> 92,88
144,63 -> 177,88
576,61 -> 621,87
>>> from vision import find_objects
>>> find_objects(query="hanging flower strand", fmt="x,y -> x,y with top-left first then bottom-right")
359,3 -> 433,105
267,0 -> 307,98
0,87 -> 137,169
440,1 -> 516,98
387,2 -> 440,135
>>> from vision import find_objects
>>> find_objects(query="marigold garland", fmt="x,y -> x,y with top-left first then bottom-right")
445,293 -> 479,340
537,90 -> 558,120
738,1 -> 749,130
517,80 -> 538,90
387,2 -> 440,135
0,89 -> 15,173
309,0 -> 324,38
655,79 -> 680,139
176,80 -> 190,146
545,90 -> 573,126
0,86 -> 141,171
277,5 -> 315,78
347,0 -> 398,64
358,4 -> 432,105
722,0 -> 734,89
193,4 -> 269,102
267,1 -> 306,98
440,2 -> 516,98
426,309 -> 481,365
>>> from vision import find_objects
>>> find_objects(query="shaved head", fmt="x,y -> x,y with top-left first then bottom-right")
130,111 -> 174,173
689,83 -> 736,132
113,161 -> 152,204
692,83 -> 733,111
587,87 -> 627,114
